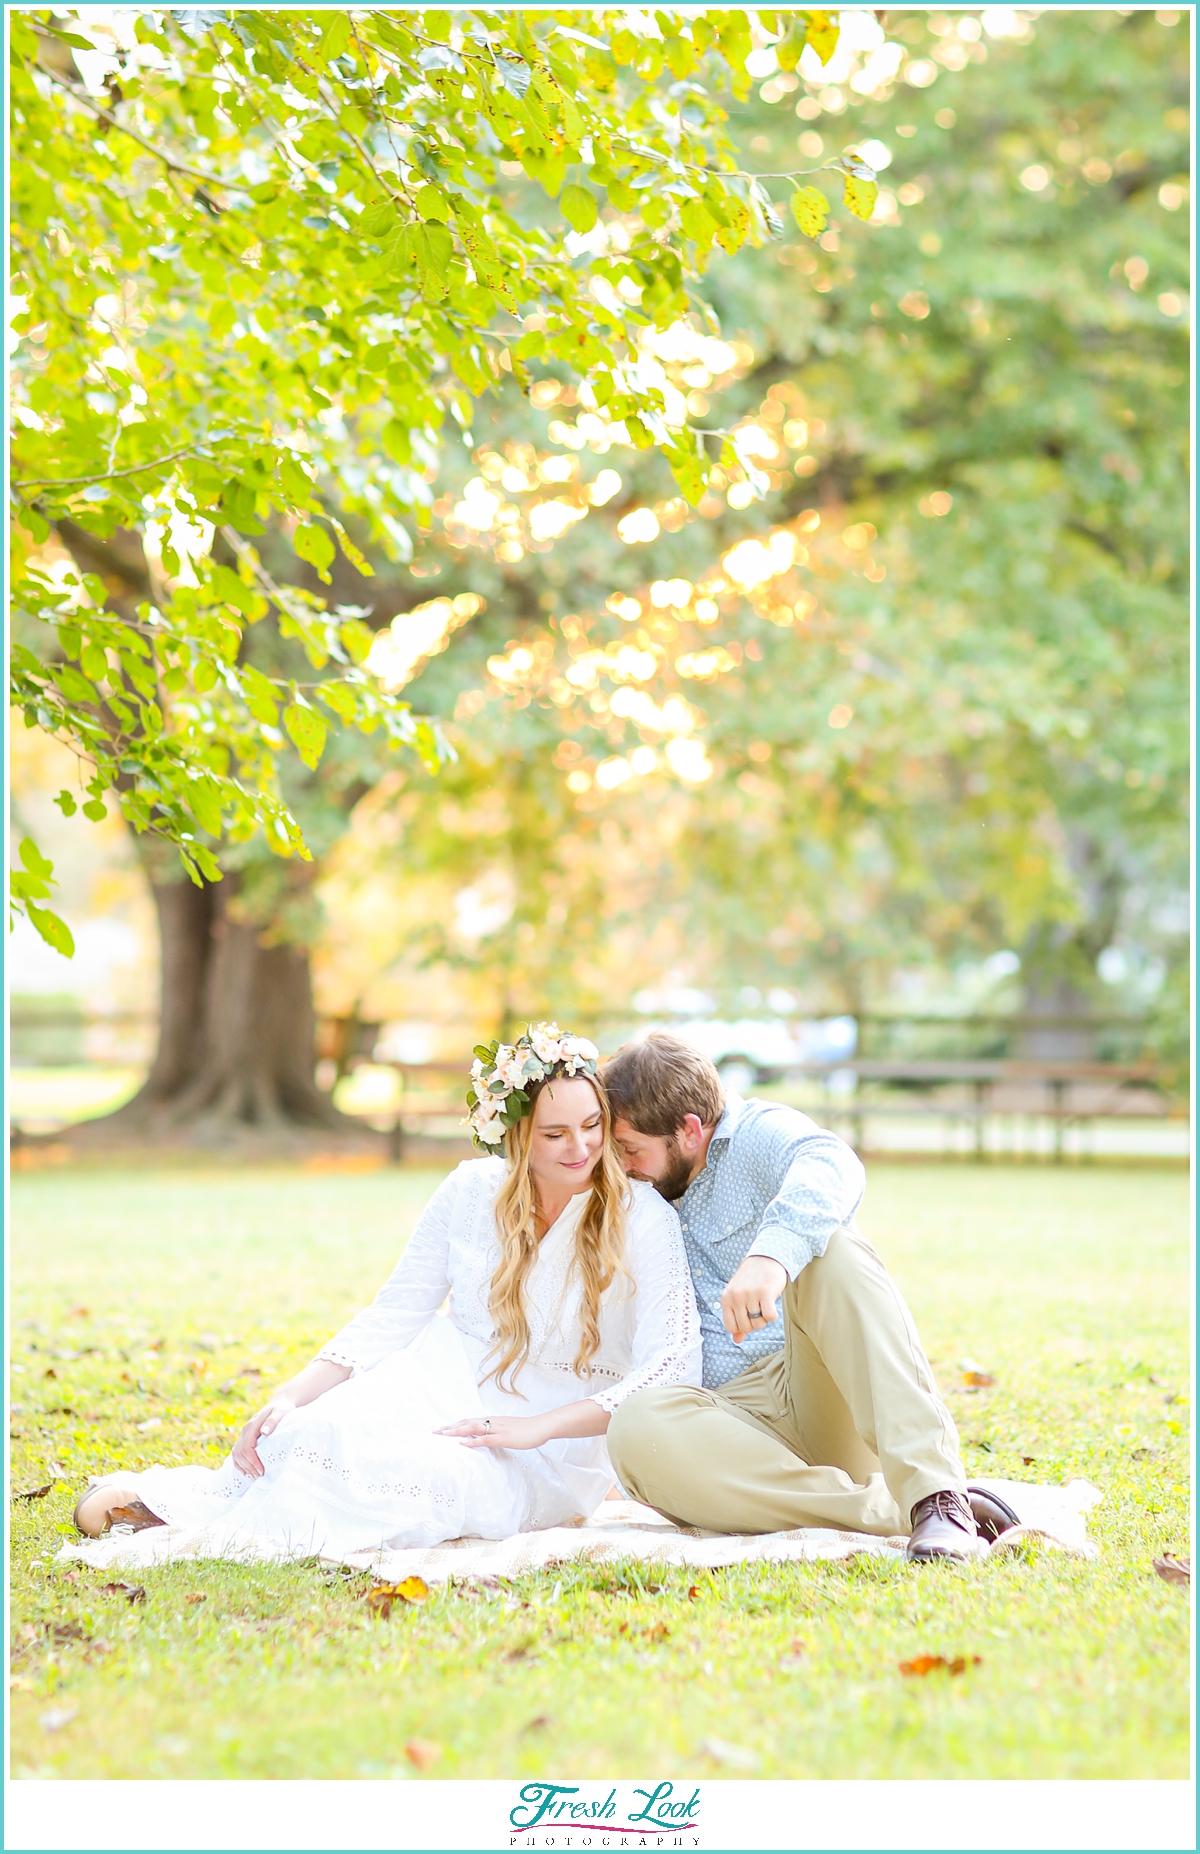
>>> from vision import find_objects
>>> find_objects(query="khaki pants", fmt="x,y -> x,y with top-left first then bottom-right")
608,1223 -> 965,1537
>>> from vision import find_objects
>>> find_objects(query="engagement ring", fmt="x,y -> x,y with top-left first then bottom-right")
483,1417 -> 492,1433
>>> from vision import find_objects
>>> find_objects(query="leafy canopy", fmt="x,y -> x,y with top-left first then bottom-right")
9,5 -> 870,951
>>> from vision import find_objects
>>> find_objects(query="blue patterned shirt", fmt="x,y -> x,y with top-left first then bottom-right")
671,1092 -> 866,1389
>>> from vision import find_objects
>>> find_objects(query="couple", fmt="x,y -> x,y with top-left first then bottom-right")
75,1026 -> 1016,1562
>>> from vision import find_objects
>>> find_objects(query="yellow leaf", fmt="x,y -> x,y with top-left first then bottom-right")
804,10 -> 839,67
843,174 -> 879,222
791,186 -> 829,238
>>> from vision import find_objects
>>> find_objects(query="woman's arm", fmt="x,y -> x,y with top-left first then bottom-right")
437,1399 -> 610,1451
314,1163 -> 473,1375
232,1358 -> 351,1477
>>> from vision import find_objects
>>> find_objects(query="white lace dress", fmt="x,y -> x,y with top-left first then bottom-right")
107,1161 -> 701,1559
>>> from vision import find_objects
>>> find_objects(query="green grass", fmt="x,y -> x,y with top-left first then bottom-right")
9,1162 -> 1191,1780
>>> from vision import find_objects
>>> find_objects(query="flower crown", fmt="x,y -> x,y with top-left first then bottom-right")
466,1022 -> 600,1149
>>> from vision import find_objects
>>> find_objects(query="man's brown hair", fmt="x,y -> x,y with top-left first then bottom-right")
602,1031 -> 725,1137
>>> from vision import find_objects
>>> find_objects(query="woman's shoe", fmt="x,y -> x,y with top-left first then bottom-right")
73,1481 -> 165,1537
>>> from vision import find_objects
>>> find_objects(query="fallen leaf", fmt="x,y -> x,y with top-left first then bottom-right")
366,1575 -> 430,1618
48,1621 -> 90,1643
962,1371 -> 996,1389
503,1644 -> 533,1662
698,1735 -> 760,1771
900,1653 -> 982,1677
687,1584 -> 703,1601
404,1737 -> 442,1771
184,1594 -> 207,1605
60,1570 -> 81,1584
149,1338 -> 166,1351
1131,1447 -> 1162,1463
107,1501 -> 165,1532
101,1581 -> 147,1604
43,1367 -> 57,1380
644,1620 -> 670,1643
40,1706 -> 77,1733
521,1714 -> 553,1733
13,1484 -> 52,1502
67,1307 -> 90,1318
239,1366 -> 263,1377
1022,1456 -> 1037,1466
1153,1554 -> 1190,1587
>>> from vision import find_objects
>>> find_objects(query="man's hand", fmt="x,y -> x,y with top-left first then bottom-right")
722,1255 -> 789,1344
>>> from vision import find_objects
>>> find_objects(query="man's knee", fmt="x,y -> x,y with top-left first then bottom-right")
790,1222 -> 883,1301
607,1386 -> 688,1485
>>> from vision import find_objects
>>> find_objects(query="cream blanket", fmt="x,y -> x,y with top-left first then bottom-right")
57,1478 -> 1101,1581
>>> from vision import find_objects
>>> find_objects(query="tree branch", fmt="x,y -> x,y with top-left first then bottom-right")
15,445 -> 199,490
39,66 -> 254,195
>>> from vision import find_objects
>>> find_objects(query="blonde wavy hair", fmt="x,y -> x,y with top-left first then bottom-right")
486,1066 -> 631,1394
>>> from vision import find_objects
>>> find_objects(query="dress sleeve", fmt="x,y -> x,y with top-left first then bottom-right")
588,1186 -> 703,1415
315,1164 -> 468,1375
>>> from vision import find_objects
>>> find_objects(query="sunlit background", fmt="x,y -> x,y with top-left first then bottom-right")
10,5 -> 1189,1162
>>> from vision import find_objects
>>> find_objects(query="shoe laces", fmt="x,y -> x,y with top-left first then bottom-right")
915,1489 -> 975,1532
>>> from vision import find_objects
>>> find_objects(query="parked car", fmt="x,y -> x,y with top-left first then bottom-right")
657,1016 -> 858,1092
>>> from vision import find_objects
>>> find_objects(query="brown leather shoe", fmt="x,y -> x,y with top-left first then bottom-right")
907,1489 -> 984,1562
967,1485 -> 1022,1543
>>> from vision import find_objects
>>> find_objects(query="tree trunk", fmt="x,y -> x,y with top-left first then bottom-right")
50,516 -> 368,1145
84,869 -> 351,1140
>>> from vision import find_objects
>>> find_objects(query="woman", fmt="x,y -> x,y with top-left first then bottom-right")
74,1025 -> 701,1558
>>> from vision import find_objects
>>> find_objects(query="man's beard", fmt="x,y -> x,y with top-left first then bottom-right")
648,1138 -> 694,1203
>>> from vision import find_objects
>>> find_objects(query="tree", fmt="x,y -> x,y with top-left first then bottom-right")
341,5 -> 1186,1069
9,5 -> 870,1131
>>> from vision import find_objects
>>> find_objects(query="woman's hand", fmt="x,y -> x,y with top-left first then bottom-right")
232,1395 -> 297,1477
436,1413 -> 552,1451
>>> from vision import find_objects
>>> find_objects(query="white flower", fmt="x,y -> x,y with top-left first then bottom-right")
470,1057 -> 485,1080
560,1035 -> 599,1063
530,1023 -> 563,1064
475,1115 -> 505,1144
494,1050 -> 528,1088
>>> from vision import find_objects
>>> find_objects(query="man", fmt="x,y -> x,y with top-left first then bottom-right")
603,1031 -> 1018,1560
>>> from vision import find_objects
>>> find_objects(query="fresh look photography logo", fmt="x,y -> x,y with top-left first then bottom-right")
509,1782 -> 702,1847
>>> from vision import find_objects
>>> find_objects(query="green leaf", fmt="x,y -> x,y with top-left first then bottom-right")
82,799 -> 108,821
791,186 -> 830,238
284,701 -> 328,769
319,681 -> 358,722
241,665 -> 280,726
186,775 -> 225,838
25,903 -> 75,959
80,643 -> 109,682
19,838 -> 54,880
414,184 -> 453,223
52,665 -> 99,704
381,418 -> 412,465
560,185 -> 598,235
294,522 -> 336,575
665,438 -> 709,507
53,789 -> 78,818
680,198 -> 718,246
314,11 -> 352,66
843,173 -> 879,222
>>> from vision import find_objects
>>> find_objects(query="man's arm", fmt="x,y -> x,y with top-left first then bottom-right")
721,1115 -> 866,1343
